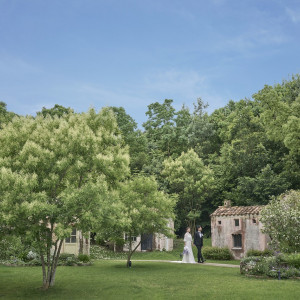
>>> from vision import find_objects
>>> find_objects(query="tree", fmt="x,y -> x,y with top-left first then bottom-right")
163,149 -> 214,234
187,98 -> 219,161
0,108 -> 129,289
260,190 -> 300,253
110,106 -> 149,173
36,104 -> 74,118
143,99 -> 176,169
0,101 -> 16,128
116,175 -> 176,267
233,165 -> 290,205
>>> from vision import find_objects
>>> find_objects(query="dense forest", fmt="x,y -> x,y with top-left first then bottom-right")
1,75 -> 299,236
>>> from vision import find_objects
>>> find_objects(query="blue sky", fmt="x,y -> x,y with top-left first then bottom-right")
1,0 -> 300,126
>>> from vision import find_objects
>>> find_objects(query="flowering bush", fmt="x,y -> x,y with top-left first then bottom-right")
260,190 -> 300,253
240,255 -> 300,279
0,253 -> 92,267
90,245 -> 127,260
27,251 -> 38,260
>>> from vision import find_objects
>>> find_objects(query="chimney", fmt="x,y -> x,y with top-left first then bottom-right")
224,200 -> 231,208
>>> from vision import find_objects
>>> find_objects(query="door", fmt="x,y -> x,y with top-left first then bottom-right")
141,233 -> 153,251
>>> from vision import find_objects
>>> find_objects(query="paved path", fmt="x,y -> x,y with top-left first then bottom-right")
130,260 -> 240,268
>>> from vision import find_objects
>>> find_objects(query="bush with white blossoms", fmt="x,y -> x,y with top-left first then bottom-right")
260,190 -> 300,253
27,251 -> 38,260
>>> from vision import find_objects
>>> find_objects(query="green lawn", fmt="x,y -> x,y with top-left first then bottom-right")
91,238 -> 241,265
0,260 -> 299,300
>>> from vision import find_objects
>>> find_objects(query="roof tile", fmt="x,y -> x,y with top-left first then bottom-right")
210,205 -> 263,216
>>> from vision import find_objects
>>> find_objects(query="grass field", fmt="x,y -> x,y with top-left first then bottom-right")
0,260 -> 299,300
91,238 -> 241,265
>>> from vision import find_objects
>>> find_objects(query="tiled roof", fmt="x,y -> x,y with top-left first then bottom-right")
210,205 -> 263,216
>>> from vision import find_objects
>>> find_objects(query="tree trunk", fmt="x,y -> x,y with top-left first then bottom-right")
41,239 -> 63,290
49,239 -> 63,287
40,252 -> 48,290
126,240 -> 141,267
79,232 -> 83,255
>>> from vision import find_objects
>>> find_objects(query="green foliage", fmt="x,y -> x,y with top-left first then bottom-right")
0,236 -> 26,260
260,190 -> 300,252
117,175 -> 176,265
59,253 -> 76,261
202,246 -> 233,260
111,106 -> 149,173
0,101 -> 16,128
90,245 -> 127,260
78,254 -> 91,263
0,108 -> 129,288
0,252 -> 91,267
36,104 -> 74,118
163,149 -> 214,233
246,249 -> 273,257
280,253 -> 300,269
240,255 -> 300,279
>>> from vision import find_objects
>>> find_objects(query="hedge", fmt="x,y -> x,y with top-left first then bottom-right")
202,246 -> 233,260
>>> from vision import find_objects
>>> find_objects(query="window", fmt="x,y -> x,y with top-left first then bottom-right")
218,220 -> 222,225
65,228 -> 76,243
252,219 -> 257,224
125,234 -> 137,242
233,234 -> 242,248
234,219 -> 239,226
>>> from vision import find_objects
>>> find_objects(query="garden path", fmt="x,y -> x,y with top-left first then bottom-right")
130,260 -> 240,268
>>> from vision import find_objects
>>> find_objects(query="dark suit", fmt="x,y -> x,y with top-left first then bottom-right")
194,231 -> 204,263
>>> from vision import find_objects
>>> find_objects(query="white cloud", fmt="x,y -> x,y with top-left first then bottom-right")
286,7 -> 300,23
143,69 -> 207,95
0,54 -> 40,75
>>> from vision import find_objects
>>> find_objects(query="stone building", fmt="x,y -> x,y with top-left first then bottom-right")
61,228 -> 90,256
61,219 -> 174,255
123,219 -> 174,252
210,200 -> 270,259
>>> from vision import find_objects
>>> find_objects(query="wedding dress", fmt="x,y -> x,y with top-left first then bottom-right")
182,232 -> 196,263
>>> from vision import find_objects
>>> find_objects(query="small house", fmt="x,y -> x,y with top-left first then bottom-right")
61,219 -> 174,255
123,219 -> 174,252
61,228 -> 90,256
210,200 -> 270,259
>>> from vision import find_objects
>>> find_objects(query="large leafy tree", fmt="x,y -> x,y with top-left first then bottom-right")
187,98 -> 219,161
142,100 -> 177,179
110,106 -> 149,173
116,175 -> 176,267
163,149 -> 214,234
253,76 -> 300,189
0,101 -> 16,128
0,108 -> 129,289
260,190 -> 300,253
36,104 -> 74,118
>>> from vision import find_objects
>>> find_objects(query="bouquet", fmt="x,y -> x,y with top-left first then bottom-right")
182,246 -> 189,255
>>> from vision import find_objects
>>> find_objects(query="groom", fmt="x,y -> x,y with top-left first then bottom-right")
194,225 -> 205,263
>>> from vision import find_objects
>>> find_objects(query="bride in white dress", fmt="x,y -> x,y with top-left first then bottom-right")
182,227 -> 196,263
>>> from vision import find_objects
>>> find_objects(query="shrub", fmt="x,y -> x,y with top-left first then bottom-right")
59,253 -> 75,261
246,249 -> 273,257
202,246 -> 233,260
281,253 -> 300,269
78,254 -> 90,263
0,236 -> 26,260
26,257 -> 42,266
240,255 -> 300,279
90,245 -> 127,260
0,252 -> 92,267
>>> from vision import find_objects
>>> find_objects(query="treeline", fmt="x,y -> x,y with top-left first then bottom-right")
1,75 -> 299,235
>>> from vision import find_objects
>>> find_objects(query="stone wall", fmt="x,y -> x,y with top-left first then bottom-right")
211,214 -> 269,259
